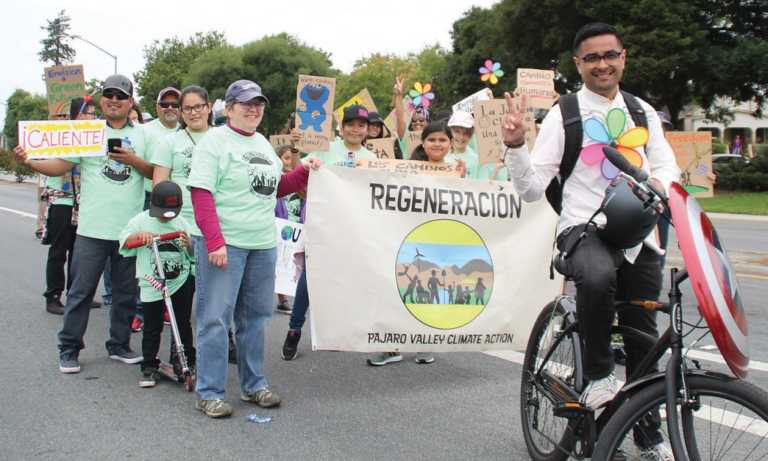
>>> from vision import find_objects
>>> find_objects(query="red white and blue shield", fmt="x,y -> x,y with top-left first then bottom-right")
668,182 -> 749,378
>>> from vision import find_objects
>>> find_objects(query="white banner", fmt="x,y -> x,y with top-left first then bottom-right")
306,167 -> 562,352
274,218 -> 304,296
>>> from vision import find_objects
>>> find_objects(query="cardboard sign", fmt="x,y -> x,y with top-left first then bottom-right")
383,109 -> 398,135
666,131 -> 714,198
357,158 -> 462,177
403,131 -> 422,159
18,120 -> 106,159
45,65 -> 86,118
452,88 -> 493,114
269,135 -> 293,151
366,138 -> 396,159
516,68 -> 558,109
275,218 -> 305,296
334,88 -> 378,125
294,75 -> 336,152
473,99 -> 509,165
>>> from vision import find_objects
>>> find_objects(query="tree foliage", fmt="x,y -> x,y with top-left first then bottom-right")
0,90 -> 46,181
39,9 -> 76,66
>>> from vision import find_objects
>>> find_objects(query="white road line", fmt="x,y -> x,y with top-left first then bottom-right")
699,344 -> 718,350
0,206 -> 36,219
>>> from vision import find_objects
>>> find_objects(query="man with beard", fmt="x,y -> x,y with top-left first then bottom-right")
15,74 -> 154,373
144,87 -> 181,205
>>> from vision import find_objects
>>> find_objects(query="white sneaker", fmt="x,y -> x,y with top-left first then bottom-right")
639,442 -> 673,460
579,373 -> 620,409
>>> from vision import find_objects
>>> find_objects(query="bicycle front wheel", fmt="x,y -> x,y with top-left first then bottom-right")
593,374 -> 768,460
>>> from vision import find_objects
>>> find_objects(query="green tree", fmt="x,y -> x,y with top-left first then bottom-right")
133,31 -> 228,115
1,90 -> 47,181
39,9 -> 76,65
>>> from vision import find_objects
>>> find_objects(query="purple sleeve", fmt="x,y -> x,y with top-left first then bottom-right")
277,164 -> 309,198
190,187 -> 226,253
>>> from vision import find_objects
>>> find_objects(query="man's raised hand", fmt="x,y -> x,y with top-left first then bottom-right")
501,92 -> 527,148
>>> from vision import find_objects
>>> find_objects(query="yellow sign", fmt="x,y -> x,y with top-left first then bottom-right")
333,88 -> 378,125
19,120 -> 106,159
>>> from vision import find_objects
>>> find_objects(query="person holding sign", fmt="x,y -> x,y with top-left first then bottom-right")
501,23 -> 678,458
15,74 -> 154,374
187,80 -> 320,418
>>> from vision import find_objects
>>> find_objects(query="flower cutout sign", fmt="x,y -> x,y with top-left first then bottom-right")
581,108 -> 649,179
479,60 -> 504,85
407,82 -> 435,110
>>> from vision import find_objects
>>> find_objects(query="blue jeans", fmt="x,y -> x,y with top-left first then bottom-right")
289,270 -> 309,330
193,236 -> 277,400
102,256 -> 112,301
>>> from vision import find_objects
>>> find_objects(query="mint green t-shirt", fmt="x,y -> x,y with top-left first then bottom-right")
118,211 -> 194,303
143,119 -> 179,192
445,147 -> 481,180
151,129 -> 206,236
67,122 -> 147,240
45,173 -> 74,206
306,139 -> 376,167
477,162 -> 510,181
187,126 -> 283,250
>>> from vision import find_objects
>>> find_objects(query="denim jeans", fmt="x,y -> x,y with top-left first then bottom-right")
289,270 -> 309,330
58,235 -> 136,355
193,236 -> 277,400
102,257 -> 113,302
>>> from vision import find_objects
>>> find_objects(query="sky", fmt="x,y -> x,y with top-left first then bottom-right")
1,0 -> 499,127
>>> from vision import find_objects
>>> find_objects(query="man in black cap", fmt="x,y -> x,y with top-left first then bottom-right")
15,74 -> 155,373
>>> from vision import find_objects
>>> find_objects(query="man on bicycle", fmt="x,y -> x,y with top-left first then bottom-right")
502,23 -> 680,458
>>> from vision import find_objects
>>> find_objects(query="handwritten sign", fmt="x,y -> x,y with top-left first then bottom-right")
366,138 -> 396,159
473,99 -> 509,165
334,88 -> 378,125
516,68 -> 558,109
19,120 -> 106,160
666,131 -> 714,198
403,131 -> 422,159
295,75 -> 336,152
357,158 -> 462,177
452,88 -> 493,114
269,135 -> 293,151
45,65 -> 86,118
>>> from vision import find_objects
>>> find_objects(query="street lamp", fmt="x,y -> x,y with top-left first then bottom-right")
70,34 -> 118,75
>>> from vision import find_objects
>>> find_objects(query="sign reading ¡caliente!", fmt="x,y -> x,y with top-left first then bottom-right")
18,120 -> 107,160
45,65 -> 86,118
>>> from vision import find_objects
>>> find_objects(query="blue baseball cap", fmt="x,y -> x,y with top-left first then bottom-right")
225,80 -> 269,105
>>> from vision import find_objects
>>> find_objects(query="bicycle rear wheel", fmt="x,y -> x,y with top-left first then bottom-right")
520,300 -> 582,461
593,374 -> 768,460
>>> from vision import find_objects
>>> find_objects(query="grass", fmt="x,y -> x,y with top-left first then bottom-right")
697,191 -> 768,215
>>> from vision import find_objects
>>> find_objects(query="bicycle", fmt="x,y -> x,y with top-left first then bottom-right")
520,146 -> 768,460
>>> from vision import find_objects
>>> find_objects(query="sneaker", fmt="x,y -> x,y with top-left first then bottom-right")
131,316 -> 143,333
196,399 -> 233,418
109,346 -> 143,364
282,329 -> 301,361
367,352 -> 403,366
638,442 -> 674,460
276,301 -> 293,315
163,309 -> 171,326
139,368 -> 160,388
59,351 -> 81,374
414,352 -> 435,364
102,296 -> 112,306
241,388 -> 282,408
580,373 -> 620,409
46,298 -> 64,315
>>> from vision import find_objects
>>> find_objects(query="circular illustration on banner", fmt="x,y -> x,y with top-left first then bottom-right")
395,219 -> 493,330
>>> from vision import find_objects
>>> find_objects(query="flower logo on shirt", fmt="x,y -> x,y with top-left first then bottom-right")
407,82 -> 435,111
580,107 -> 649,179
479,60 -> 504,85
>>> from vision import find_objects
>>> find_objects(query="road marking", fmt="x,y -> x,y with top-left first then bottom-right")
739,273 -> 768,281
699,344 -> 718,351
0,206 -> 36,219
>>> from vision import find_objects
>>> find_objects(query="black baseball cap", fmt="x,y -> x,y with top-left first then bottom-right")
343,105 -> 369,124
367,111 -> 385,125
149,181 -> 183,219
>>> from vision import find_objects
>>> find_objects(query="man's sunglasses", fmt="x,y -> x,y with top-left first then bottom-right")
159,102 -> 180,109
102,90 -> 130,101
580,49 -> 623,64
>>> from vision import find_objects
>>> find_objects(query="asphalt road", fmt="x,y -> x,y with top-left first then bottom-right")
1,178 -> 766,460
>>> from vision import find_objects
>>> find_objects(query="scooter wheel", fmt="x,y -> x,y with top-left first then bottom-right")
184,374 -> 194,392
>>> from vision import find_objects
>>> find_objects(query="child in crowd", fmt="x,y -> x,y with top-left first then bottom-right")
445,111 -> 481,179
119,181 -> 195,388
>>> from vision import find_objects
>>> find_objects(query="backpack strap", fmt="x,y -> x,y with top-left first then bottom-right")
620,90 -> 648,128
558,93 -> 583,186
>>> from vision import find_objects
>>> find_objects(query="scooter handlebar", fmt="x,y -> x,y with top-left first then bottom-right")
124,231 -> 183,249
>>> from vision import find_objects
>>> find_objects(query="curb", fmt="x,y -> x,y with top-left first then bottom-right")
708,212 -> 768,223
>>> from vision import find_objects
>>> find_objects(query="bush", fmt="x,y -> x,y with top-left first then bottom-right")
0,149 -> 34,182
715,150 -> 768,191
753,144 -> 768,157
712,140 -> 727,154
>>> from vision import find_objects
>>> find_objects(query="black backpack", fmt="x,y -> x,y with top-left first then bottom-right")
544,90 -> 648,214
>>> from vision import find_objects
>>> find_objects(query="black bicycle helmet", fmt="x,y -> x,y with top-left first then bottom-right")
597,176 -> 660,249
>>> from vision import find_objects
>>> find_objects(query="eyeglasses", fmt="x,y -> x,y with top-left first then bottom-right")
181,103 -> 208,114
102,90 -> 130,101
580,49 -> 623,64
158,101 -> 180,109
238,100 -> 266,110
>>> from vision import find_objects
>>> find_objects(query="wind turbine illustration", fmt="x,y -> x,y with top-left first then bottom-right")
414,247 -> 425,272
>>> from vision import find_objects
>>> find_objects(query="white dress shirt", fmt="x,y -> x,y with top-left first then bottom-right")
504,86 -> 680,262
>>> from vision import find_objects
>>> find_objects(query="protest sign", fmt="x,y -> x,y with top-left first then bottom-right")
18,120 -> 106,160
666,131 -> 714,198
473,99 -> 508,165
269,134 -> 293,151
365,137 -> 396,159
516,68 -> 558,109
305,166 -> 561,352
356,158 -> 462,177
403,130 -> 422,159
383,109 -> 398,135
334,88 -> 378,125
452,88 -> 493,114
275,218 -> 305,296
45,65 -> 86,118
294,75 -> 336,152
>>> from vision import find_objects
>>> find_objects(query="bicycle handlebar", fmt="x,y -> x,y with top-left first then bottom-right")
124,231 -> 183,249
